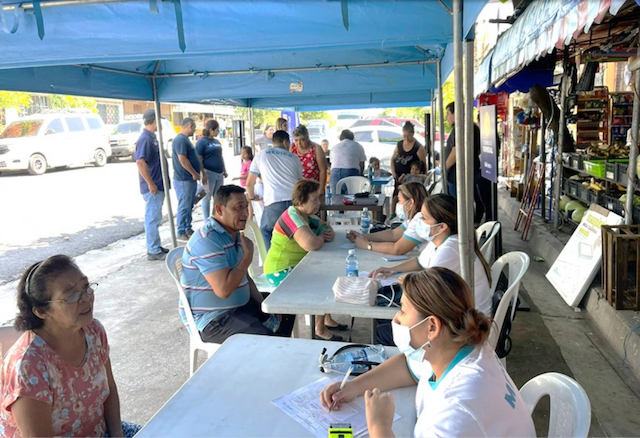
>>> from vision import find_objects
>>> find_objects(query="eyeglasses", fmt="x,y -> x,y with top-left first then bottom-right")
47,283 -> 98,304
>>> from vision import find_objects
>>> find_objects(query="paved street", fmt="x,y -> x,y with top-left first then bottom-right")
0,140 -> 241,285
0,161 -> 147,284
0,139 -> 241,324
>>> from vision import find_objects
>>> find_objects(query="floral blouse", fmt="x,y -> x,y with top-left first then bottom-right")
291,142 -> 320,182
0,319 -> 110,438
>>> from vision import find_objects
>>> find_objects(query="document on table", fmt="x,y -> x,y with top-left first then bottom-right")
273,376 -> 400,438
359,271 -> 400,288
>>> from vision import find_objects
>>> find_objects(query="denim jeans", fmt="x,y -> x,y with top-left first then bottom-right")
260,200 -> 292,251
174,179 -> 197,236
142,191 -> 164,254
329,168 -> 361,194
202,170 -> 224,218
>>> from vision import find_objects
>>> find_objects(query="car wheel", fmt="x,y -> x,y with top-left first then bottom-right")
28,154 -> 47,175
94,149 -> 107,167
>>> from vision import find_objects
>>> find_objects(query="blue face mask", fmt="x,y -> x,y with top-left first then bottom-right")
415,220 -> 443,241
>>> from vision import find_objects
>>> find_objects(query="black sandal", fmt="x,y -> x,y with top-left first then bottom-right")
325,323 -> 348,331
314,333 -> 344,341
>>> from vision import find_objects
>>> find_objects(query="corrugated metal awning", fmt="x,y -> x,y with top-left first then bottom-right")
485,0 -> 629,89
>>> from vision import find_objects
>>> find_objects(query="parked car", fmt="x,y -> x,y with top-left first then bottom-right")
351,117 -> 426,135
0,113 -> 111,175
350,125 -> 427,164
109,118 -> 175,160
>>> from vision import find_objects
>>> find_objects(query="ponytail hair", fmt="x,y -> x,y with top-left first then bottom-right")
15,255 -> 78,331
202,119 -> 220,138
423,194 -> 492,284
402,267 -> 491,347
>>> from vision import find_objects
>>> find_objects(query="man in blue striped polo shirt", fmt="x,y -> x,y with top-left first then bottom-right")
180,184 -> 294,343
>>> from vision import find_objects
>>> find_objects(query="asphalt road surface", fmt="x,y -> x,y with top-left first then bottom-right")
0,141 -> 242,285
0,161 -> 150,284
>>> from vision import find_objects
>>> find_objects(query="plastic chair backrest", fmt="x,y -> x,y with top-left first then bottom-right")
476,221 -> 501,263
520,372 -> 591,437
0,326 -> 22,359
487,251 -> 530,349
336,176 -> 371,194
166,247 -> 200,335
244,218 -> 268,268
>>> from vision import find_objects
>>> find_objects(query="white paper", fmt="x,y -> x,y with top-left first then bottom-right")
359,271 -> 400,288
340,243 -> 356,250
273,377 -> 400,438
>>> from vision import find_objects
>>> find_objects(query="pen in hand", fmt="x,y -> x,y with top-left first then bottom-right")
329,365 -> 354,413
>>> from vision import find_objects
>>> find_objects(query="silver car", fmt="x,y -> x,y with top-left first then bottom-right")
109,118 -> 175,160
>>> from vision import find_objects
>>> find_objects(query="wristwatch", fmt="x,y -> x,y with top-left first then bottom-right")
367,241 -> 373,251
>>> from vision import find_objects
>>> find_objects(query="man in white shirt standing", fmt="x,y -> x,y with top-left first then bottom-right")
246,130 -> 302,250
329,129 -> 366,194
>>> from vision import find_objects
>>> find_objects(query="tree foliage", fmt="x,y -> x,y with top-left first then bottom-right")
48,95 -> 98,112
380,76 -> 455,133
235,108 -> 281,129
0,91 -> 31,110
299,111 -> 336,127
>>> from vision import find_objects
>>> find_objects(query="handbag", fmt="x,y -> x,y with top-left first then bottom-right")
332,276 -> 381,306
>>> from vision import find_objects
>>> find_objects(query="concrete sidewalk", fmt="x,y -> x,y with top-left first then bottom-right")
3,199 -> 640,436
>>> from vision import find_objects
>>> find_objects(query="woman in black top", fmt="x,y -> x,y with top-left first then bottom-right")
390,121 -> 426,218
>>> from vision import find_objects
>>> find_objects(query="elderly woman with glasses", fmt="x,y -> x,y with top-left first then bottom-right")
0,255 -> 139,438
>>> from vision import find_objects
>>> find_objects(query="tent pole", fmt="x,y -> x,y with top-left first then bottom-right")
430,90 -> 437,171
540,113 -> 546,220
553,48 -> 569,229
453,0 -> 471,286
464,27 -> 475,293
437,58 -> 448,195
248,100 -> 255,150
625,31 -> 640,225
152,76 -> 178,248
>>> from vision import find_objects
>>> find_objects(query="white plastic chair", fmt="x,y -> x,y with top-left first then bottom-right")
332,176 -> 371,225
520,372 -> 591,437
476,221 -> 501,263
336,176 -> 371,194
0,325 -> 22,358
166,247 -> 220,376
488,251 -> 530,365
243,219 -> 276,293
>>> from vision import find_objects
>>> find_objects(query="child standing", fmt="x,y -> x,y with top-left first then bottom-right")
233,146 -> 262,223
234,146 -> 254,187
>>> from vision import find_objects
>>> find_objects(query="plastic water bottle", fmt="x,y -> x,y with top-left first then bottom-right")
322,344 -> 388,374
325,184 -> 332,206
346,249 -> 358,277
360,207 -> 371,234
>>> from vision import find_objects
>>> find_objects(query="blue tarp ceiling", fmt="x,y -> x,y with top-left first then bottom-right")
0,0 -> 486,110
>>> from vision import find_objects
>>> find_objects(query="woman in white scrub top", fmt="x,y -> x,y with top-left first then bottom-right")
347,182 -> 428,255
320,268 -> 536,438
370,193 -> 493,316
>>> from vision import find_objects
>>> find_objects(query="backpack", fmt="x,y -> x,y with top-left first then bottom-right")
491,271 -> 519,359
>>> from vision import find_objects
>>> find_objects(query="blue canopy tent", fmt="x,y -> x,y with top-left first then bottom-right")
0,0 -> 485,247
